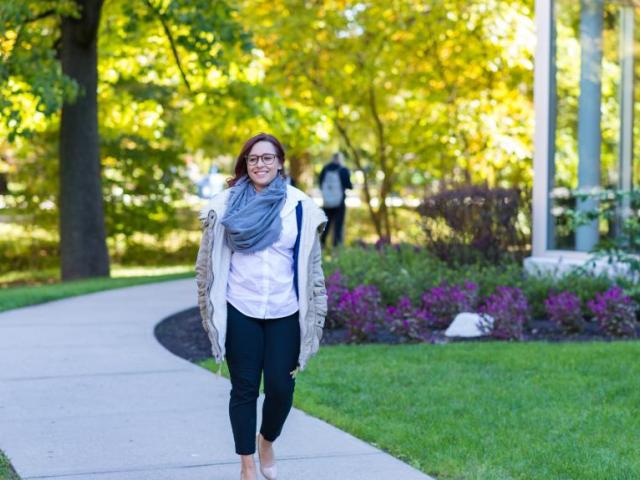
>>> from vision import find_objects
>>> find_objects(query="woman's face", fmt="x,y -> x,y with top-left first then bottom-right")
246,141 -> 283,192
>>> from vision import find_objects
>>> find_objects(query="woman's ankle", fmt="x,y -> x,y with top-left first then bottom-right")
240,454 -> 256,468
258,432 -> 274,447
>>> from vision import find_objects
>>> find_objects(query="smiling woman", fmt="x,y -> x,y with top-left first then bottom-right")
195,132 -> 328,480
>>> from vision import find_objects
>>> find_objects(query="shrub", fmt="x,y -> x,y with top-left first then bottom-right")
337,284 -> 385,343
385,296 -> 430,342
544,291 -> 584,333
587,286 -> 638,338
324,244 -> 449,305
623,283 -> 640,311
418,182 -> 530,265
521,269 -> 615,319
420,281 -> 479,329
0,237 -> 60,273
325,270 -> 349,329
479,286 -> 529,340
115,238 -> 199,266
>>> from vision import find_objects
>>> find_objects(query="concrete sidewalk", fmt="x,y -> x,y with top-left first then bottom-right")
0,279 -> 434,480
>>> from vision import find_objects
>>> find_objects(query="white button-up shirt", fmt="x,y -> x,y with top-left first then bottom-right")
226,196 -> 299,319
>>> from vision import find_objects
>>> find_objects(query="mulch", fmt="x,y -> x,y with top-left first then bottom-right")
154,308 -> 638,364
154,307 -> 213,363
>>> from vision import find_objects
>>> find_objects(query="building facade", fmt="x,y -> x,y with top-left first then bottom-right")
527,0 -> 638,273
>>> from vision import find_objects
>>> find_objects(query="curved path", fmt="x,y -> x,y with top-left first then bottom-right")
0,279 -> 433,480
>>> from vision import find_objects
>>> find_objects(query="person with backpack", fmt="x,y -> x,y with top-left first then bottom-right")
319,152 -> 353,247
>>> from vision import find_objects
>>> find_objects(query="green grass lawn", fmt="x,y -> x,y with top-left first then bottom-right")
0,265 -> 194,313
201,341 -> 640,480
0,451 -> 20,480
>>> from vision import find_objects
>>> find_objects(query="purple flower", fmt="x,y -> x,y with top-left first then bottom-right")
384,296 -> 430,342
374,236 -> 392,251
478,286 -> 529,340
336,284 -> 385,343
544,291 -> 583,333
326,270 -> 350,329
420,281 -> 479,329
587,286 -> 638,338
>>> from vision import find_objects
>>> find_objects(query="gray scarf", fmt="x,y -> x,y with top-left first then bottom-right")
221,174 -> 287,253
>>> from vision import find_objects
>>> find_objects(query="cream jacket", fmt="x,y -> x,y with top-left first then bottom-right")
195,185 -> 328,373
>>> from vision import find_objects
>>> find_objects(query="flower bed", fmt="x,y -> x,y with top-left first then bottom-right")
322,244 -> 640,344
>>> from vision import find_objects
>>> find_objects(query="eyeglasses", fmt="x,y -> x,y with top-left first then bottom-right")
246,154 -> 278,166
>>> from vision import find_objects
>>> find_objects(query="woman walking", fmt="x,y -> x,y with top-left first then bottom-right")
195,133 -> 328,480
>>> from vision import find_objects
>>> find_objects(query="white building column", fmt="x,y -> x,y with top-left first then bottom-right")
532,0 -> 554,257
576,0 -> 604,251
618,6 -> 634,231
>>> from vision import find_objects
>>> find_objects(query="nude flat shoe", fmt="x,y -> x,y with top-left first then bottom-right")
256,433 -> 278,480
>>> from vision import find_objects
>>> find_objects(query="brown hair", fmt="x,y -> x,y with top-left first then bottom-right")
227,133 -> 286,187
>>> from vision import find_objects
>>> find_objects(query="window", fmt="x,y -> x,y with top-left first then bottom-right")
547,0 -> 637,252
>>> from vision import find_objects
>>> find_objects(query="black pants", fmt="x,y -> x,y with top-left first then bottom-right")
321,204 -> 346,247
225,302 -> 301,455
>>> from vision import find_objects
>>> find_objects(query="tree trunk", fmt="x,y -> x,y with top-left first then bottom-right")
59,0 -> 109,280
288,152 -> 309,190
369,84 -> 392,242
333,117 -> 384,238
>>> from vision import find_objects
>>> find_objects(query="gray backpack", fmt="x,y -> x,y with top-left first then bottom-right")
321,169 -> 343,208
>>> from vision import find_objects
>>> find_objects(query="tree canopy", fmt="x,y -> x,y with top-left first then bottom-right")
241,0 -> 535,236
1,0 -> 539,276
